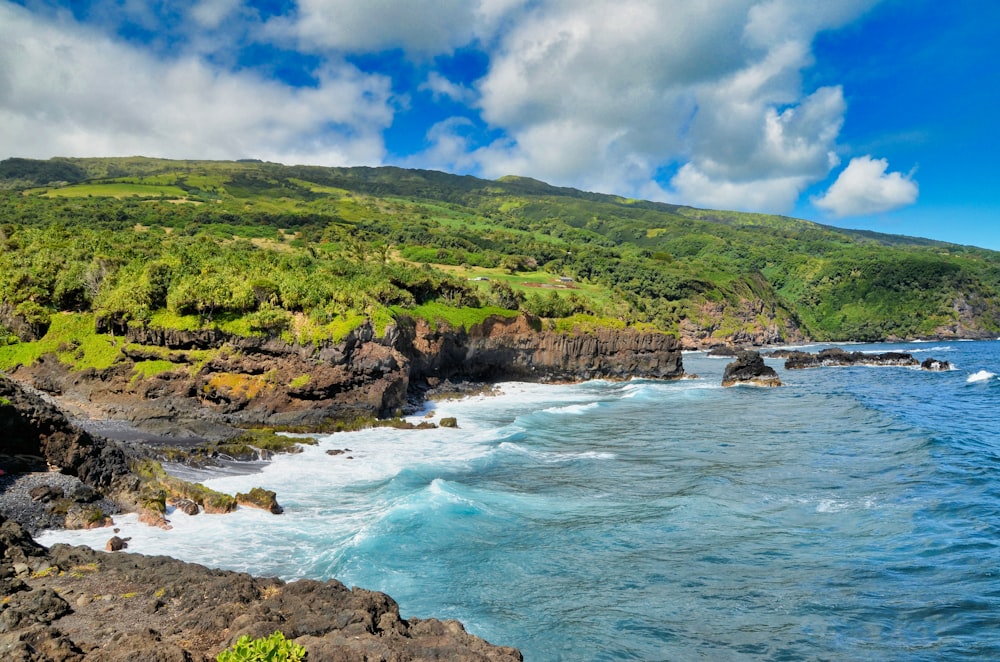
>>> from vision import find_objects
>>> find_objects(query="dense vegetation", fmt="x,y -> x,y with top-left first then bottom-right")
1,156 -> 999,362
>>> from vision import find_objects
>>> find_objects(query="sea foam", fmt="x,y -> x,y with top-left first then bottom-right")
966,370 -> 996,383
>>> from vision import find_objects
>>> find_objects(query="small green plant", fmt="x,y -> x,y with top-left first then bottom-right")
288,374 -> 310,389
217,631 -> 306,662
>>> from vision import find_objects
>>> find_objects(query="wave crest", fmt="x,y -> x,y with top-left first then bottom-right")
966,370 -> 996,383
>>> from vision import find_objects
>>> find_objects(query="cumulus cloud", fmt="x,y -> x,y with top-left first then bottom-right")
814,156 -> 919,217
0,2 -> 393,165
190,0 -> 241,30
0,0 -> 891,217
420,72 -> 475,104
270,0 -> 529,55
469,0 -> 875,211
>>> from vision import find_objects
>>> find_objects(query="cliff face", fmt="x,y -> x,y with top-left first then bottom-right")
0,377 -> 133,492
15,314 -> 685,437
400,314 -> 683,383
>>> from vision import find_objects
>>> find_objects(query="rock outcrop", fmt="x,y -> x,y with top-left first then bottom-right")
15,314 -> 686,439
677,288 -> 807,350
920,357 -> 952,371
777,348 -> 919,370
0,513 -> 522,661
0,375 -> 135,497
721,351 -> 782,387
399,315 -> 684,385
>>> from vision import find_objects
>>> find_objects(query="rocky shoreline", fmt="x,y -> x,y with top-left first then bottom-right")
1,372 -> 525,660
10,313 -> 685,444
1,317 -> 690,660
0,511 -> 523,661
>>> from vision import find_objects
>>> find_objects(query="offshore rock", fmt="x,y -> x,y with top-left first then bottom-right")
722,351 -> 782,387
235,487 -> 283,514
780,348 -> 919,370
921,357 -> 952,371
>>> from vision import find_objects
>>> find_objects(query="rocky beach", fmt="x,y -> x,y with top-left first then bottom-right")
0,316 -> 689,660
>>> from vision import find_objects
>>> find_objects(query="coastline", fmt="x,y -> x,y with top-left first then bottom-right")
4,333 -> 986,658
0,371 -> 526,659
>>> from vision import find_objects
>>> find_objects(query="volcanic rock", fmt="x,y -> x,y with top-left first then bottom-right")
783,348 -> 919,370
235,487 -> 283,514
0,513 -> 523,660
105,535 -> 128,551
920,357 -> 952,371
722,351 -> 782,387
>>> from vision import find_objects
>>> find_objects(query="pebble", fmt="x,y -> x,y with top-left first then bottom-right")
0,472 -> 120,535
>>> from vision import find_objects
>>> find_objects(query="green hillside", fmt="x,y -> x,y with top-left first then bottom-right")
1,156 -> 998,362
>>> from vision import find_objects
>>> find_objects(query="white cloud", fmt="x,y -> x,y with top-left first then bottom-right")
0,3 -> 393,165
0,0 -> 892,217
270,0 -> 529,56
468,0 -> 876,210
420,72 -> 474,104
813,156 -> 919,217
190,0 -> 241,30
191,0 -> 240,30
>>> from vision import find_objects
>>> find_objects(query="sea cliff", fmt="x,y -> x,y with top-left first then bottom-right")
0,319 -> 685,658
14,313 -> 685,440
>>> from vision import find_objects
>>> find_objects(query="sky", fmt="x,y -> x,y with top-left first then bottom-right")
1,0 -> 998,249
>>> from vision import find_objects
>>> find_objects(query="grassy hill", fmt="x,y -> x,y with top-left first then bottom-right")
1,156 -> 998,364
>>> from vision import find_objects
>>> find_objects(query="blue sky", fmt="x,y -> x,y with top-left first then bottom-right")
1,0 -> 997,249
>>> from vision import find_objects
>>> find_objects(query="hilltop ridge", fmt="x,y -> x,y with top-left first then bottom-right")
2,156 -> 998,355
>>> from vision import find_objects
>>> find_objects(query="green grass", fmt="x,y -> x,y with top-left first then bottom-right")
131,360 -> 178,380
0,313 -> 122,371
148,309 -> 260,337
41,182 -> 190,199
551,314 -> 628,334
430,264 -> 615,310
396,302 -> 519,331
288,374 -> 310,389
286,310 -> 370,345
148,310 -> 204,332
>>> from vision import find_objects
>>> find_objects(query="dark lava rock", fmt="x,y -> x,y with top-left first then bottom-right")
921,357 -> 952,371
170,498 -> 200,516
235,487 -> 283,514
0,375 -> 133,492
784,348 -> 918,370
722,350 -> 782,387
0,512 -> 523,660
706,345 -> 738,357
105,535 -> 128,551
28,485 -> 63,503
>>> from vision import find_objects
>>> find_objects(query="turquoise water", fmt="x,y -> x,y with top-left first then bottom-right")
41,341 -> 1000,660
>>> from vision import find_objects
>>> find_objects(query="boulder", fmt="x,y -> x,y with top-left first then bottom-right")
28,485 -> 63,503
236,487 -> 283,514
169,498 -> 200,516
106,535 -> 128,551
722,351 -> 782,387
921,357 -> 952,371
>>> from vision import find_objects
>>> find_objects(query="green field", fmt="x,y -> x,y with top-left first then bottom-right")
0,155 -> 997,350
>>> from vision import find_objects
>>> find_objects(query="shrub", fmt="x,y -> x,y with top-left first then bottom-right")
217,631 -> 306,662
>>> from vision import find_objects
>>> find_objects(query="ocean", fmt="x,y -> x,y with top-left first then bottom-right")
39,341 -> 1000,660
